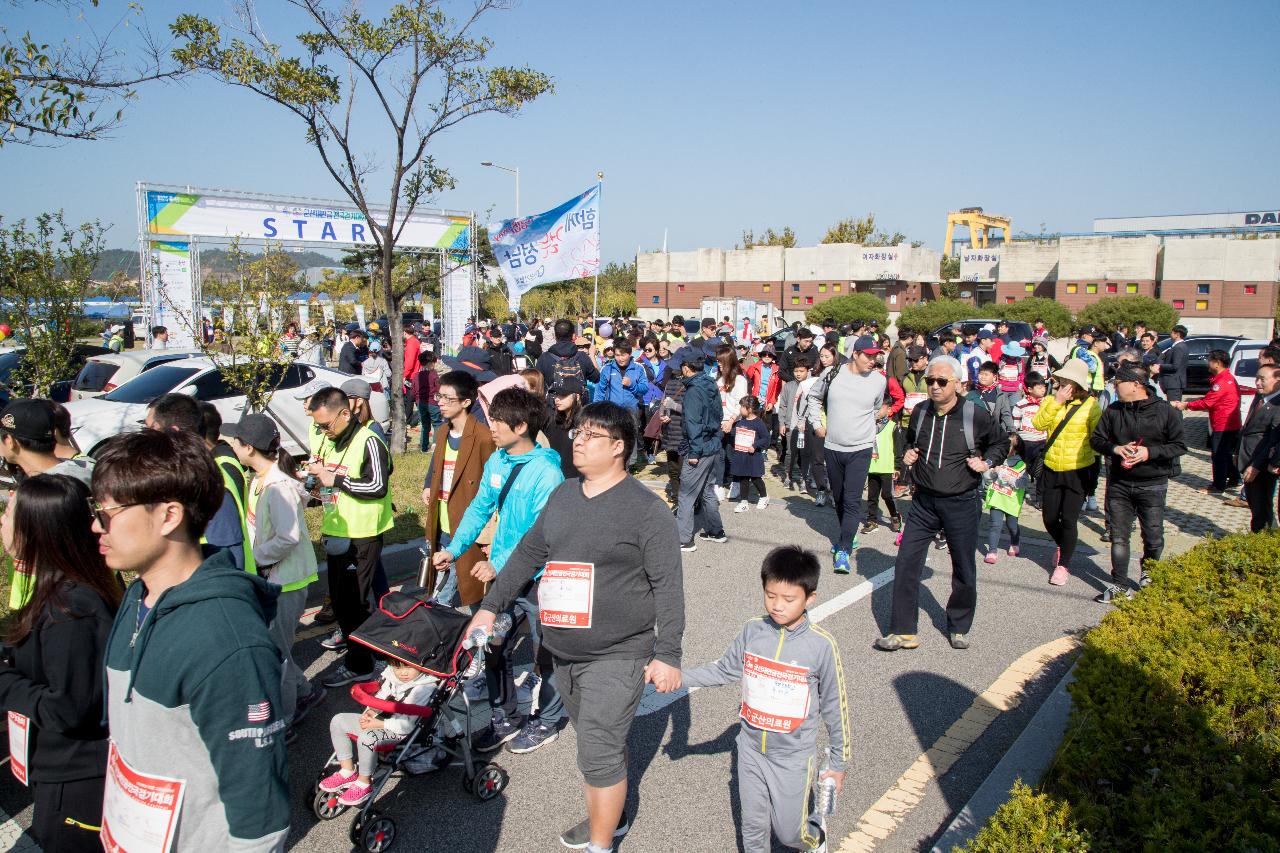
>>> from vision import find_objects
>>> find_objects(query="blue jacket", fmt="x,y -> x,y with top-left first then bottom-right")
446,446 -> 564,573
680,371 -> 724,459
593,359 -> 649,408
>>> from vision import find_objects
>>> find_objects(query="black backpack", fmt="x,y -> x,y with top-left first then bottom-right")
552,351 -> 585,391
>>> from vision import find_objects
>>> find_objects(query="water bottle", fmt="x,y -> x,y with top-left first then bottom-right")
492,612 -> 514,641
817,751 -> 838,825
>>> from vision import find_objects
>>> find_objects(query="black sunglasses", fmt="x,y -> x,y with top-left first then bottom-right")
924,376 -> 954,387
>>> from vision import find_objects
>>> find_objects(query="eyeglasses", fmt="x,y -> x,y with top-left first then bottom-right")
571,427 -> 612,444
924,376 -> 954,387
88,499 -> 144,529
435,393 -> 462,404
644,348 -> 656,354
313,409 -> 350,432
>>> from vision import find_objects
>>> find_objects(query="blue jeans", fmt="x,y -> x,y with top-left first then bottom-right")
432,532 -> 461,607
418,402 -> 442,452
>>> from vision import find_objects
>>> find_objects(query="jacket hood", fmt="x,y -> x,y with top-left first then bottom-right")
682,370 -> 715,389
498,445 -> 562,470
1110,394 -> 1161,414
548,339 -> 579,357
154,547 -> 279,624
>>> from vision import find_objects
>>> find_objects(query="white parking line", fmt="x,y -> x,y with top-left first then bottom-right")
637,565 -> 895,717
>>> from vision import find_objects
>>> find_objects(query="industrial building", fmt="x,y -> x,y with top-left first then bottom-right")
636,243 -> 942,322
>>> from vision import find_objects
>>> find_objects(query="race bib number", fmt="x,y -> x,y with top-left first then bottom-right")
539,561 -> 595,629
734,427 -> 755,453
7,712 -> 28,786
1000,363 -> 1021,382
740,652 -> 811,733
101,741 -> 186,853
990,482 -> 1015,497
440,461 -> 455,501
904,393 -> 927,413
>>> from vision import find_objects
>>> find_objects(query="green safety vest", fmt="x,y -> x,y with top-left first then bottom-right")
203,455 -> 257,576
247,480 -> 318,593
983,458 -> 1027,516
869,420 -> 897,475
1069,345 -> 1107,392
318,424 -> 394,538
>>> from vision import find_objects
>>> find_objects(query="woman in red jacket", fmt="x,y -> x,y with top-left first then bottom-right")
1172,348 -> 1241,493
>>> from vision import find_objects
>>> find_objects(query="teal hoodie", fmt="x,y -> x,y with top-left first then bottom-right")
103,547 -> 289,852
445,445 -> 564,574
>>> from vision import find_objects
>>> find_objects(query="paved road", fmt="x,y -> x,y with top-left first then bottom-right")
0,412 -> 1236,852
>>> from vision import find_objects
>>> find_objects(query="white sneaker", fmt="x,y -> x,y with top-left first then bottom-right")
734,501 -> 750,513
713,485 -> 728,501
756,497 -> 770,510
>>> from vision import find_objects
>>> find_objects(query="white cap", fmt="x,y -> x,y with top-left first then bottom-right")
292,378 -> 333,400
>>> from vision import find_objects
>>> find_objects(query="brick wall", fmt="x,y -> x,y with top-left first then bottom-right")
1160,279 -> 1278,319
1055,279 -> 1155,312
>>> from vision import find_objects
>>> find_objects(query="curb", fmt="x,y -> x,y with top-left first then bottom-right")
929,661 -> 1078,853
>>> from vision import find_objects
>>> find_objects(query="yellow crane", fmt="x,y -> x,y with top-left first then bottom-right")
944,207 -> 1012,254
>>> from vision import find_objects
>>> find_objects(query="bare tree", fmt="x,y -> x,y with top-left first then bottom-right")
171,0 -> 552,451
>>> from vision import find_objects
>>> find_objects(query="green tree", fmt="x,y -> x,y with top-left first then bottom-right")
172,1 -> 552,452
804,293 -> 888,328
938,255 -> 962,299
1076,296 -> 1178,335
896,299 -> 975,335
821,213 -> 917,247
739,226 -> 796,249
996,297 -> 1074,338
0,212 -> 102,397
1,1 -> 183,145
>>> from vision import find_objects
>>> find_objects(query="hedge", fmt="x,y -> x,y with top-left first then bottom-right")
996,297 -> 1074,339
804,293 -> 888,329
1074,295 -> 1179,334
957,782 -> 1090,853
896,299 -> 974,334
960,531 -> 1280,852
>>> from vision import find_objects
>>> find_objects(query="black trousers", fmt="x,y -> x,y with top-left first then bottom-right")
889,489 -> 981,635
865,472 -> 898,518
825,447 -> 873,552
1105,478 -> 1167,583
31,776 -> 105,853
1041,466 -> 1092,568
1209,430 -> 1240,490
732,475 -> 767,501
1245,471 -> 1277,533
665,449 -> 681,501
1020,439 -> 1046,492
329,534 -> 384,674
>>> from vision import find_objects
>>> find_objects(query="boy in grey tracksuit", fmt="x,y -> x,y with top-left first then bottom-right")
681,546 -> 850,852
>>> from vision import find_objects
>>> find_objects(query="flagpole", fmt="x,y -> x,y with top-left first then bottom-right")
592,171 -> 603,320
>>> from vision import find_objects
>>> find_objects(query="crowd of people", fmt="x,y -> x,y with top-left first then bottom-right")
0,307 -> 1270,853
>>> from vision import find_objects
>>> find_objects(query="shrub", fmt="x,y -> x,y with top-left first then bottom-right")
804,293 -> 888,329
956,781 -> 1090,853
896,299 -> 974,334
996,297 -> 1074,338
1075,296 -> 1178,334
966,532 -> 1280,851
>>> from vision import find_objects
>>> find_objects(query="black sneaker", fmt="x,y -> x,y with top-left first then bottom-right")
680,540 -> 697,552
560,811 -> 630,849
474,711 -> 523,753
291,684 -> 327,725
934,532 -> 948,550
859,520 -> 878,535
313,598 -> 337,625
698,531 -> 727,543
1094,584 -> 1133,604
1138,572 -> 1153,588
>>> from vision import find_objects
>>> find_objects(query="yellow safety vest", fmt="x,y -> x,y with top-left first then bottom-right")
204,455 -> 257,576
318,425 -> 394,539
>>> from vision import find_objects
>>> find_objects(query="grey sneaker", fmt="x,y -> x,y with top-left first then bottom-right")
1095,584 -> 1134,604
874,634 -> 920,651
319,628 -> 346,651
560,811 -> 630,849
949,633 -> 970,650
474,711 -> 523,753
507,719 -> 559,754
1139,571 -> 1153,588
320,664 -> 372,688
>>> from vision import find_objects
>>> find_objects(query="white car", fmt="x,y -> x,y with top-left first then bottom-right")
71,349 -> 205,400
66,356 -> 390,458
1229,340 -> 1270,423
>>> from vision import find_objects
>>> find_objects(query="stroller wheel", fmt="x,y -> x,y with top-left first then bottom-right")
311,787 -> 346,820
358,810 -> 397,852
471,763 -> 509,801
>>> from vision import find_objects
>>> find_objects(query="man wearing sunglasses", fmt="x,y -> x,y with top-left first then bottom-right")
878,355 -> 1008,652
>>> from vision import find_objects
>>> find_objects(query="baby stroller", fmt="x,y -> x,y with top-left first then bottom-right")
309,588 -> 509,852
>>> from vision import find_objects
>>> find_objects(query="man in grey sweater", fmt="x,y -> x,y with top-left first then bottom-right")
466,401 -> 685,853
808,335 -> 887,573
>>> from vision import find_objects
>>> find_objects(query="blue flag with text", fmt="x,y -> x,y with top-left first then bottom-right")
488,185 -> 600,309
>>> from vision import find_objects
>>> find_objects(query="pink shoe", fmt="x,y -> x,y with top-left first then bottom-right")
1049,565 -> 1069,586
894,532 -> 904,546
318,769 -> 358,792
1008,546 -> 1019,557
338,781 -> 373,806
984,553 -> 998,565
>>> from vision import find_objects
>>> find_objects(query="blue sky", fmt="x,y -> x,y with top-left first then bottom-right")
2,0 -> 1278,263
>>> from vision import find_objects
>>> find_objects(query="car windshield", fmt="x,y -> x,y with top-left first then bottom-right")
102,365 -> 201,403
1236,357 -> 1261,379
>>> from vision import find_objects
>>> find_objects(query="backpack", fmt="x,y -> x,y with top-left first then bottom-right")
909,398 -> 977,457
551,351 -> 585,392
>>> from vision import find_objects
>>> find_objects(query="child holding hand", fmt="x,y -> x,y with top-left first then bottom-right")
680,546 -> 850,852
731,396 -> 773,511
320,660 -> 438,806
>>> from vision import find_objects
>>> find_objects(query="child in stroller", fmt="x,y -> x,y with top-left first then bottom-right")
320,660 -> 439,805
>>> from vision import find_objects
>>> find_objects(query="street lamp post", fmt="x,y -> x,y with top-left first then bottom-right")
480,161 -> 520,217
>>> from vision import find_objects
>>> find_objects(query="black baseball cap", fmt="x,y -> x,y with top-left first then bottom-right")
552,378 -> 585,396
222,413 -> 280,453
907,345 -> 929,361
0,400 -> 55,443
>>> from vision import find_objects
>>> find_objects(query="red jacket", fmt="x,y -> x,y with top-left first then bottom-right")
884,374 -> 905,417
745,360 -> 783,409
1187,370 -> 1242,431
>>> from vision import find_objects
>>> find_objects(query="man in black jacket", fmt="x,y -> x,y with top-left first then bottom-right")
877,355 -> 1007,652
337,328 -> 368,375
536,319 -> 601,392
777,326 -> 819,383
1089,365 -> 1187,601
1155,324 -> 1189,401
1226,364 -> 1280,531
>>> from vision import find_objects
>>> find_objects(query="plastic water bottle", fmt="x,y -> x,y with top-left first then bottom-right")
817,752 -> 838,826
492,612 -> 514,641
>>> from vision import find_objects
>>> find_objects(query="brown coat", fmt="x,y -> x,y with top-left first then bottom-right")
425,415 -> 496,606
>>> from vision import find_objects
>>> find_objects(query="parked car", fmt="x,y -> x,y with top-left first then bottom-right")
65,357 -> 390,458
0,344 -> 112,405
1154,335 -> 1243,396
71,349 -> 204,400
926,320 -> 1034,351
1228,340 -> 1270,423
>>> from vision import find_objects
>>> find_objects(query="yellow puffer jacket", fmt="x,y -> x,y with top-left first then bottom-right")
1032,396 -> 1101,472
